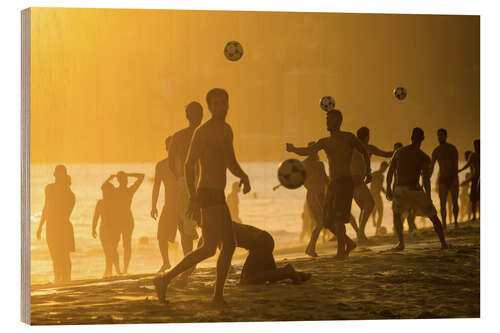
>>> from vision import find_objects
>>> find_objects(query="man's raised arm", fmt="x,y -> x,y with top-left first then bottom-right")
286,141 -> 322,156
367,144 -> 394,158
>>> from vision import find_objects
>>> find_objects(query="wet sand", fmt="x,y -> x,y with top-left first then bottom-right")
30,221 -> 480,324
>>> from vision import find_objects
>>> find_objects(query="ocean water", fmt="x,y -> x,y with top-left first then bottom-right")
29,161 -> 466,284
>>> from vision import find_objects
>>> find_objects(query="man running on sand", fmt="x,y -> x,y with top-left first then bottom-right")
154,88 -> 251,306
386,128 -> 447,251
430,128 -> 459,229
351,127 -> 394,241
287,109 -> 371,258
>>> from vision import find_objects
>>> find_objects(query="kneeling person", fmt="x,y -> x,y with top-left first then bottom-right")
235,222 -> 310,285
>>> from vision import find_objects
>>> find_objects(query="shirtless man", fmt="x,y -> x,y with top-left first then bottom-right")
386,128 -> 447,250
459,139 -> 480,221
370,161 -> 388,235
151,136 -> 178,272
168,102 -> 203,254
302,141 -> 330,257
431,128 -> 459,229
392,142 -> 417,232
287,109 -> 371,258
351,127 -> 394,241
154,88 -> 251,306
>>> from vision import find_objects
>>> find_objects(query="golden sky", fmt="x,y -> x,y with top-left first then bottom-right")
30,8 -> 479,163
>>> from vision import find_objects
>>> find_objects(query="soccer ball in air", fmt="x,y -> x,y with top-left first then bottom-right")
224,41 -> 244,61
278,159 -> 307,189
320,96 -> 336,111
393,86 -> 407,100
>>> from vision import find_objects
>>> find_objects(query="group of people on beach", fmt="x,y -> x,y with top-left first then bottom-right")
36,88 -> 479,307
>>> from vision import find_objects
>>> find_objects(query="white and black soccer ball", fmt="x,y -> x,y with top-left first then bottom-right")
278,159 -> 307,189
320,96 -> 336,111
224,41 -> 244,62
393,86 -> 407,100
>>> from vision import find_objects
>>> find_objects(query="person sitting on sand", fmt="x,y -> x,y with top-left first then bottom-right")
287,109 -> 371,258
92,178 -> 121,278
386,128 -> 448,250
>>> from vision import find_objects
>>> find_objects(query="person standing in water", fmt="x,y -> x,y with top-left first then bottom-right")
151,136 -> 179,272
108,171 -> 144,274
92,176 -> 121,278
36,165 -> 76,283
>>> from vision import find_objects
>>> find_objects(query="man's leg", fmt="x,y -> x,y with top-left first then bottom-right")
158,239 -> 171,272
154,217 -> 217,303
122,229 -> 132,274
438,184 -> 448,230
306,226 -> 321,257
451,183 -> 459,227
334,222 -> 347,257
213,206 -> 236,304
428,215 -> 448,249
392,211 -> 405,250
354,185 -> 374,240
180,232 -> 194,256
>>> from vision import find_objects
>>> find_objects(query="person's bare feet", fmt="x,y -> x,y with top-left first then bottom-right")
391,243 -> 405,251
153,275 -> 168,304
345,240 -> 357,257
211,296 -> 228,307
305,248 -> 319,257
158,263 -> 171,273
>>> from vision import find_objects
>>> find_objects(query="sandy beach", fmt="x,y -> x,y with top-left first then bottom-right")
30,220 -> 480,325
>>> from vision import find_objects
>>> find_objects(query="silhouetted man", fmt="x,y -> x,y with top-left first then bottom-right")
386,128 -> 447,250
392,142 -> 417,232
154,88 -> 251,306
287,109 -> 371,258
370,161 -> 388,235
151,136 -> 178,272
459,139 -> 480,221
36,165 -> 75,283
109,171 -> 144,274
301,141 -> 329,257
169,102 -> 203,253
351,127 -> 394,241
430,128 -> 459,229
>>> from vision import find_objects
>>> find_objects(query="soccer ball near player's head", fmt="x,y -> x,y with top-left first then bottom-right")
411,127 -> 425,145
185,101 -> 203,127
326,109 -> 343,132
278,159 -> 307,189
380,161 -> 389,172
206,88 -> 229,119
357,126 -> 370,143
117,171 -> 128,187
437,128 -> 447,144
224,41 -> 244,62
320,96 -> 336,112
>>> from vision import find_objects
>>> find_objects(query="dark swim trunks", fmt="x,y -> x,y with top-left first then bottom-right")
438,175 -> 459,193
323,176 -> 354,228
197,188 -> 226,209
